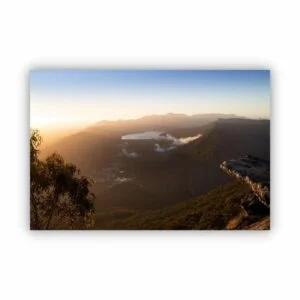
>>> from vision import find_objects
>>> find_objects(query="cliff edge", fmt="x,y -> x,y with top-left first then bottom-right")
220,155 -> 270,230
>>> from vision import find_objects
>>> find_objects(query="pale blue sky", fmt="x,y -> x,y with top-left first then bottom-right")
30,70 -> 270,128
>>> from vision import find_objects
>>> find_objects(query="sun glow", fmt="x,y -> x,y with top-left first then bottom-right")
30,115 -> 84,128
30,70 -> 270,131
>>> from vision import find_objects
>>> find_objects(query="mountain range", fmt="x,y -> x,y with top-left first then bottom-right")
41,113 -> 270,229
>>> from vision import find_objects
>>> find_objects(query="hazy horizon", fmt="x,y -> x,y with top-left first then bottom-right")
35,110 -> 270,149
29,70 -> 271,231
30,70 -> 270,130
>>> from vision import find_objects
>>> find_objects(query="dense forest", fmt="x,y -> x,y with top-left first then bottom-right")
30,130 -> 95,229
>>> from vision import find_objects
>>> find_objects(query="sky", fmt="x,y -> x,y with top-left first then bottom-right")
30,69 -> 270,129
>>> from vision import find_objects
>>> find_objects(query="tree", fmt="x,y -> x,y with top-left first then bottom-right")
30,130 -> 95,229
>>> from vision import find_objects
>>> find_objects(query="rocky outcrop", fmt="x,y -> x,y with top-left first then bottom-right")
243,216 -> 270,230
220,155 -> 270,230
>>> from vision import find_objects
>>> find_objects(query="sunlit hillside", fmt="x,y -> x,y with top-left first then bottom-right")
30,70 -> 270,230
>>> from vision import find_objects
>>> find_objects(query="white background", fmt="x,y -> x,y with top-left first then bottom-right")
0,0 -> 299,299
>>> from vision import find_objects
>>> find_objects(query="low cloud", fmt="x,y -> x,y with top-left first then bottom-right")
154,133 -> 202,152
121,131 -> 202,155
122,148 -> 139,158
154,143 -> 177,153
174,134 -> 202,145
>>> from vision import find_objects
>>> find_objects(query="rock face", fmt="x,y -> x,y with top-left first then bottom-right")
220,155 -> 270,230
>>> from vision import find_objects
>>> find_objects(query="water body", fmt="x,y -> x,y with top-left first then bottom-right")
121,131 -> 174,141
121,131 -> 202,145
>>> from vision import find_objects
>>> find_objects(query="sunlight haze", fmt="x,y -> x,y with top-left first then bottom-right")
30,70 -> 270,146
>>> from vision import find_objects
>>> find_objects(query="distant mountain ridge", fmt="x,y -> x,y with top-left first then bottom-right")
42,112 -> 243,164
89,112 -> 241,132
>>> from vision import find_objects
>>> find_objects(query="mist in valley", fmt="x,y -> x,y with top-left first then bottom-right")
38,114 -> 270,229
30,70 -> 270,229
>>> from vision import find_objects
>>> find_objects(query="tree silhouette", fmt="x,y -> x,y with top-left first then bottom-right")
30,130 -> 95,229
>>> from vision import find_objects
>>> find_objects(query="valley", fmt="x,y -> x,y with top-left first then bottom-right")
41,114 -> 270,229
